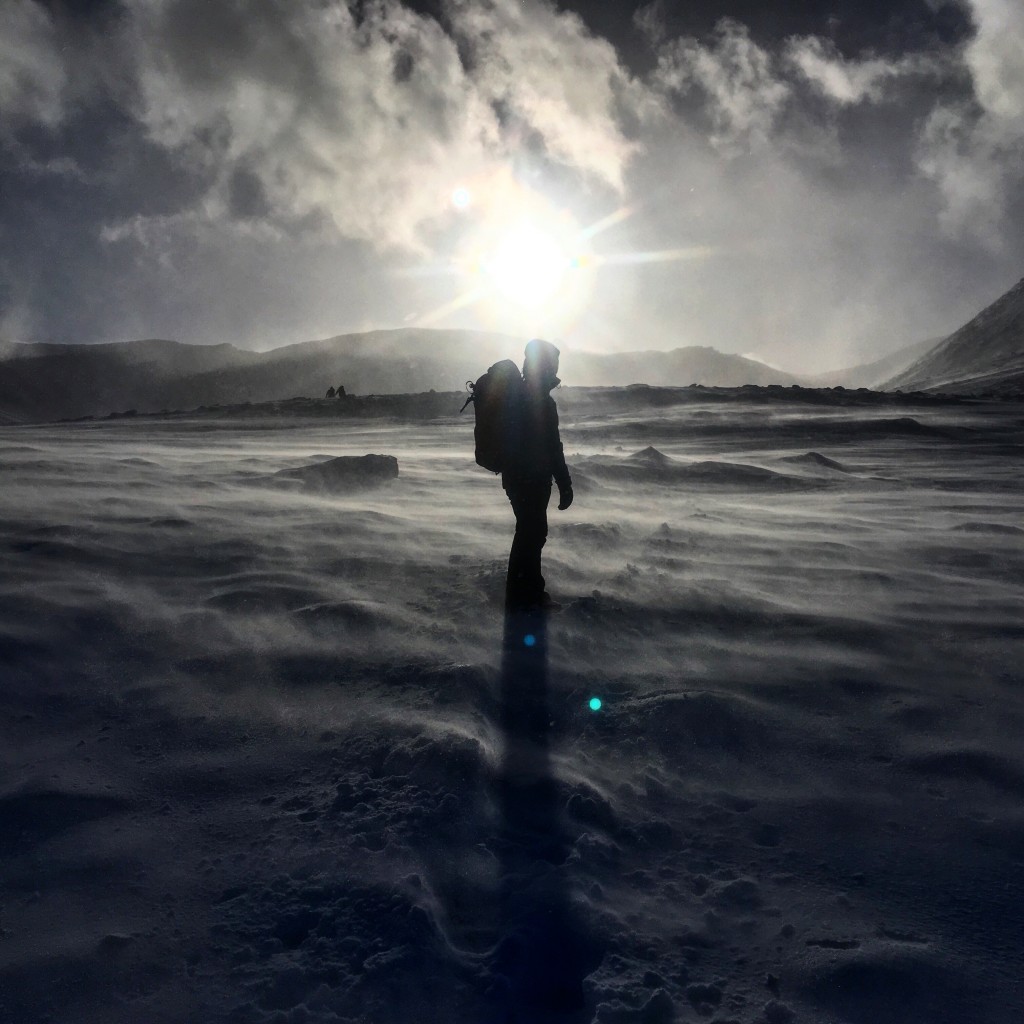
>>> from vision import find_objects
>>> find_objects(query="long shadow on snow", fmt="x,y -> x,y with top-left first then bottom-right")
487,601 -> 604,1023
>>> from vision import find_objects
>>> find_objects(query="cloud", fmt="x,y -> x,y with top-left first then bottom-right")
785,36 -> 944,105
450,0 -> 643,190
913,0 -> 1024,242
915,102 -> 1008,240
651,19 -> 790,155
120,0 -> 500,251
656,2 -> 1022,245
2,0 -> 1022,362
633,1 -> 668,48
0,0 -> 66,130
964,0 -> 1024,121
101,0 -> 644,254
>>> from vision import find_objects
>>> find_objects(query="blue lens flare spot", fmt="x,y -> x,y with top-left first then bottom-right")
523,634 -> 536,647
589,697 -> 602,712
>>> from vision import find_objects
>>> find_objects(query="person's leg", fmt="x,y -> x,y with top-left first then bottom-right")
506,481 -> 551,605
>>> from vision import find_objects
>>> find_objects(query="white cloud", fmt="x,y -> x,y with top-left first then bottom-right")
0,0 -> 66,130
785,36 -> 942,105
965,0 -> 1024,122
915,103 -> 1007,239
123,0 -> 503,251
104,0 -> 645,254
775,2 -> 1023,244
913,0 -> 1024,242
451,0 -> 642,191
651,19 -> 790,155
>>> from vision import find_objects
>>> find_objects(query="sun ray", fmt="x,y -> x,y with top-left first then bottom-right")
595,246 -> 717,266
414,285 -> 489,327
577,204 -> 636,241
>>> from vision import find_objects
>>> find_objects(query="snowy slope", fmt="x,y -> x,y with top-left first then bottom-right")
885,276 -> 1024,394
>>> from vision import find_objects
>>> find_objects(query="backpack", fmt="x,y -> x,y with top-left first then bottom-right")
461,359 -> 525,473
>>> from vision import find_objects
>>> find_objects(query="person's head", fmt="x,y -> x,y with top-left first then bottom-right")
523,338 -> 560,386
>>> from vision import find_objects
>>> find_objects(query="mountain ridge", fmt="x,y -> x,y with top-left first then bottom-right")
0,330 -> 806,423
884,276 -> 1024,394
5,290 -> 1020,425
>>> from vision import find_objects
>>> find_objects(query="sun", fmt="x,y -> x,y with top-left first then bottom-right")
482,223 -> 571,308
416,171 -> 714,332
416,176 -> 619,331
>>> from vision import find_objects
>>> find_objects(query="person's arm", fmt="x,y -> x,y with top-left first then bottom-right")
548,399 -> 573,508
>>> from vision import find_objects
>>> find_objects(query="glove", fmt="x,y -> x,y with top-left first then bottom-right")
557,484 -> 574,510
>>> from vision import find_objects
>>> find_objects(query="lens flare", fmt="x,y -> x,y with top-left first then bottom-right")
589,697 -> 602,711
451,186 -> 472,210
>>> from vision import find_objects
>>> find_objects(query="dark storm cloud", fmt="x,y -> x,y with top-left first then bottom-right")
0,0 -> 1021,369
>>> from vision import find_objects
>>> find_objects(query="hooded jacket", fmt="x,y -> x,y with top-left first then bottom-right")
505,352 -> 577,491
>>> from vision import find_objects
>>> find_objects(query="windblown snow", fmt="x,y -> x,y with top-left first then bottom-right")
1,392 -> 1022,1023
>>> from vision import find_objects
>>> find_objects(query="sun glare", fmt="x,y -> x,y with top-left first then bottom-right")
416,174 -> 611,331
483,223 -> 570,308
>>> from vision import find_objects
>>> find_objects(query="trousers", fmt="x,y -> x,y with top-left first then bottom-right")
504,478 -> 552,606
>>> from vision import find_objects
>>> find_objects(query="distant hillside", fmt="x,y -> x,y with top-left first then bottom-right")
884,276 -> 1024,394
562,346 -> 800,388
0,330 -> 810,424
807,337 -> 941,390
0,331 -> 510,423
0,339 -> 261,424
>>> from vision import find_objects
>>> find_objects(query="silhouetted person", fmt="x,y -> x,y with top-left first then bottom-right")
336,384 -> 346,397
325,386 -> 336,398
503,339 -> 573,610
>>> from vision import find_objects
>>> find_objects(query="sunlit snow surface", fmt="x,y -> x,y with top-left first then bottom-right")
2,396 -> 1023,1023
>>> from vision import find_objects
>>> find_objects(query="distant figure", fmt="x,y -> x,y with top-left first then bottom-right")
336,385 -> 346,397
503,339 -> 573,610
325,386 -> 336,398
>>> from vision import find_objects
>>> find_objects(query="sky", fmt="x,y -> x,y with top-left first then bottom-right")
1,0 -> 1022,372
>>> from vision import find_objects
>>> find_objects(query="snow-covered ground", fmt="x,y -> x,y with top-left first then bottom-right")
2,395 -> 1022,1023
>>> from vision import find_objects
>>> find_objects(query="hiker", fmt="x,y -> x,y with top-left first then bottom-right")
503,339 -> 573,610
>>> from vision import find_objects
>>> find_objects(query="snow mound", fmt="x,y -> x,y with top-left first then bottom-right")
681,460 -> 800,486
780,451 -> 850,472
950,522 -> 1024,535
627,445 -> 674,467
274,453 -> 398,493
819,416 -> 952,439
580,447 -> 815,489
